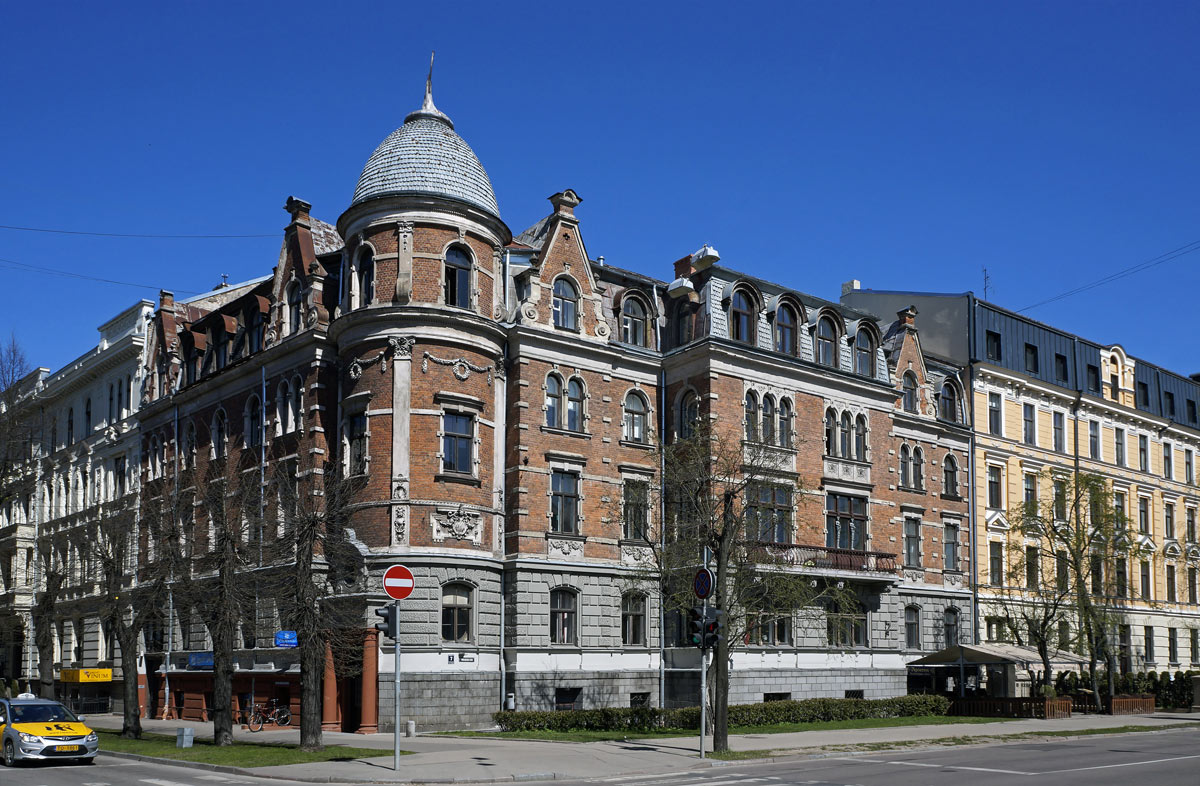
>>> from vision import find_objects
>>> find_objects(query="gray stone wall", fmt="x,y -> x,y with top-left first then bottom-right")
378,672 -> 502,731
508,568 -> 658,649
728,667 -> 906,703
509,669 -> 659,711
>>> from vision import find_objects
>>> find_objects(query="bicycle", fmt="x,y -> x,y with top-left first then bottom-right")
247,699 -> 292,731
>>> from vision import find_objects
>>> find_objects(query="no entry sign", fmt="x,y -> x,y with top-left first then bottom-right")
383,564 -> 416,600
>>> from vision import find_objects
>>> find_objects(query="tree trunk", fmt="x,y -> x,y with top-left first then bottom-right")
1037,640 -> 1053,693
118,628 -> 143,738
211,620 -> 235,746
298,631 -> 324,751
711,492 -> 733,754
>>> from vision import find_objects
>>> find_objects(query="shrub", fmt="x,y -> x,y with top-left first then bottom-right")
493,694 -> 950,732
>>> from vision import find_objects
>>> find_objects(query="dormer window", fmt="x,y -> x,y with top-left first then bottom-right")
774,304 -> 797,355
854,328 -> 875,377
287,282 -> 303,335
444,246 -> 471,309
552,278 -> 578,330
902,372 -> 917,413
729,290 -> 755,344
938,382 -> 960,422
621,297 -> 648,346
358,253 -> 375,309
816,316 -> 838,367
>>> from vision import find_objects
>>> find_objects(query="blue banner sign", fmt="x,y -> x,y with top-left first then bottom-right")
187,651 -> 214,669
274,630 -> 299,648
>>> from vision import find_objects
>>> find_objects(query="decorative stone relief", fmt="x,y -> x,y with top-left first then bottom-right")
422,352 -> 493,385
547,537 -> 584,559
823,456 -> 871,484
595,321 -> 610,338
391,477 -> 409,500
904,569 -> 924,583
431,507 -> 483,545
944,572 -> 964,587
392,505 -> 407,544
347,336 -> 414,380
620,544 -> 655,566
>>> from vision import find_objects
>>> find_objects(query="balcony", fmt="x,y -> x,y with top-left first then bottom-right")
823,456 -> 870,486
751,542 -> 898,582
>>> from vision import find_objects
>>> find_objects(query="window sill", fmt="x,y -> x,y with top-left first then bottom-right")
436,472 -> 481,487
619,537 -> 652,547
619,439 -> 653,450
541,426 -> 590,439
547,532 -> 586,542
898,486 -> 926,494
941,493 -> 963,502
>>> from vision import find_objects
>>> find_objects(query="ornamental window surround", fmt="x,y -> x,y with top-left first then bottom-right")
854,328 -> 875,377
729,288 -> 757,345
441,583 -> 472,643
623,391 -> 649,444
286,281 -> 303,336
621,295 -> 649,347
901,373 -> 918,413
774,303 -> 798,355
815,316 -> 838,367
622,592 -> 647,646
552,277 -> 579,330
444,245 -> 472,310
549,588 -> 577,645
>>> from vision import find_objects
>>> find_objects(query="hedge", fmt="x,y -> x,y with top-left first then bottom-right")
493,694 -> 950,732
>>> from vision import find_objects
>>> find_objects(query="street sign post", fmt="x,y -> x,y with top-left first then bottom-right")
381,564 -> 414,770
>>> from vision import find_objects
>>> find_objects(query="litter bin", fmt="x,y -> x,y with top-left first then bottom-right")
176,727 -> 195,748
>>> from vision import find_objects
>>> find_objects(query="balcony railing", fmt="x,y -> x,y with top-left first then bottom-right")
752,542 -> 898,575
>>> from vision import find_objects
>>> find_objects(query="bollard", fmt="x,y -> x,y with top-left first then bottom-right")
406,720 -> 416,737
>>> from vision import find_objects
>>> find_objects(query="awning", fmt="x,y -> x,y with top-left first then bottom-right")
907,643 -> 1089,670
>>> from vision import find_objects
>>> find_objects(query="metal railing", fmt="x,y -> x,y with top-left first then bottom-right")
752,542 -> 898,574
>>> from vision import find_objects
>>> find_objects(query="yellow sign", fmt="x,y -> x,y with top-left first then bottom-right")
60,668 -> 112,683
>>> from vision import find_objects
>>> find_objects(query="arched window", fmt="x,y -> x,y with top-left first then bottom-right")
622,592 -> 647,646
444,246 -> 471,309
939,382 -> 959,422
745,392 -> 759,442
552,278 -> 579,330
183,422 -> 196,469
545,374 -> 563,429
774,304 -> 797,355
622,297 -> 648,346
623,392 -> 648,443
357,252 -> 375,309
248,307 -> 263,353
825,409 -> 837,456
245,395 -> 262,450
943,608 -> 960,646
667,392 -> 694,444
287,281 -> 303,336
566,378 -> 584,432
855,328 -> 875,377
730,290 -> 755,344
854,414 -> 867,461
550,588 -> 577,645
912,447 -> 924,490
900,445 -> 912,488
816,316 -> 838,367
944,455 -> 959,496
84,399 -> 92,436
212,409 -> 228,460
762,396 -> 775,445
290,376 -> 304,434
778,399 -> 793,449
839,412 -> 852,458
441,583 -> 472,643
276,380 -> 290,434
676,305 -> 694,347
902,372 -> 917,413
149,435 -> 162,479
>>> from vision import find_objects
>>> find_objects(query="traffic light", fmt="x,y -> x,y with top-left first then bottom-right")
374,604 -> 398,639
702,608 -> 724,650
690,606 -> 725,650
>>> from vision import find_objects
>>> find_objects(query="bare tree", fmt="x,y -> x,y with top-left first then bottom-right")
0,334 -> 32,509
621,419 -> 855,753
999,471 -> 1133,709
31,547 -> 64,698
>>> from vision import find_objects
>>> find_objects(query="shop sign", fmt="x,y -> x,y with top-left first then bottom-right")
188,651 -> 215,669
274,630 -> 299,648
60,668 -> 113,683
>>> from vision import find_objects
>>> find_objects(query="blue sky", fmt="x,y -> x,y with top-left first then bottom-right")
2,1 -> 1197,376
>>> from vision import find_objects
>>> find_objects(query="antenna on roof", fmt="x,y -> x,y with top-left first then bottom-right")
425,51 -> 435,106
982,267 -> 992,301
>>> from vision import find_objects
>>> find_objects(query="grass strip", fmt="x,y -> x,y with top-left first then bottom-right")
97,729 -> 401,767
440,715 -> 1020,743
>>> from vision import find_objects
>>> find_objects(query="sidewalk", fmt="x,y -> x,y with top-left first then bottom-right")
86,711 -> 1199,783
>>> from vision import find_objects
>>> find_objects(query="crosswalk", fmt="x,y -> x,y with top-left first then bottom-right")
76,777 -> 253,786
593,774 -> 871,786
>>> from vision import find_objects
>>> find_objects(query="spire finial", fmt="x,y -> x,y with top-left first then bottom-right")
405,50 -> 453,129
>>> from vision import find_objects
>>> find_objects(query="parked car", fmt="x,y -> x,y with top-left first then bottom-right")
0,695 -> 99,766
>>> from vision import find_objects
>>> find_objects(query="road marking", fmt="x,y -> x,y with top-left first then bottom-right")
1039,753 -> 1200,774
601,774 -> 695,782
140,779 -> 202,786
827,757 -> 1034,776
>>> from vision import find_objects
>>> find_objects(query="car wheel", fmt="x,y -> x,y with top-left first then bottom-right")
78,757 -> 95,765
2,739 -> 17,767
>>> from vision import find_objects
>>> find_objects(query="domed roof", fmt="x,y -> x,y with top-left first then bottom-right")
350,72 -> 499,218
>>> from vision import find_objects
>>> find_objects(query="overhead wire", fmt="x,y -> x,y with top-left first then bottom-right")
0,256 -> 200,295
0,223 -> 276,239
1016,239 -> 1200,313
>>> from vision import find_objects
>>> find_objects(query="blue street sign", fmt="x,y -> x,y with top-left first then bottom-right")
187,651 -> 214,669
274,630 -> 299,648
693,568 -> 714,600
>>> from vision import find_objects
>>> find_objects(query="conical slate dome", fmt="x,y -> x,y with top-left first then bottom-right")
350,72 -> 499,218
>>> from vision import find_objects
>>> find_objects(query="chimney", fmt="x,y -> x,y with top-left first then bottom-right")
673,255 -> 693,279
1191,373 -> 1200,383
841,279 -> 861,297
548,189 -> 582,217
159,290 -> 175,312
284,195 -> 312,225
897,305 -> 918,328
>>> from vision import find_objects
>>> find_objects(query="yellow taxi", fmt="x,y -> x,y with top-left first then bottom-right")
0,695 -> 99,766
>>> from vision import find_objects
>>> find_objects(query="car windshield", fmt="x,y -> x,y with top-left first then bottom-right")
11,703 -> 79,723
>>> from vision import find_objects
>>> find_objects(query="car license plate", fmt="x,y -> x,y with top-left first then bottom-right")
55,745 -> 80,752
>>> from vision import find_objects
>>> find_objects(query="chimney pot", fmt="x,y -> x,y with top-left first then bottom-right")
841,279 -> 862,297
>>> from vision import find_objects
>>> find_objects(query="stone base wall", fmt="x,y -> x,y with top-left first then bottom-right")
377,672 -> 502,732
728,667 -> 906,704
508,670 -> 660,711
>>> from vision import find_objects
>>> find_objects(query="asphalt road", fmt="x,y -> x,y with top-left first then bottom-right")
3,727 -> 1197,785
586,727 -> 1200,786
